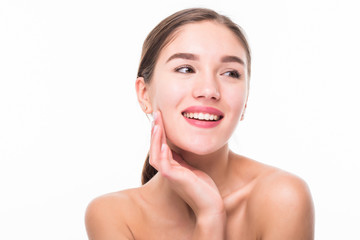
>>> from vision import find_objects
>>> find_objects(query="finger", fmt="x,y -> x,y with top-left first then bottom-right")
166,143 -> 173,161
159,143 -> 172,177
162,144 -> 192,182
171,151 -> 196,171
149,124 -> 161,170
157,111 -> 167,145
159,143 -> 187,183
151,111 -> 158,135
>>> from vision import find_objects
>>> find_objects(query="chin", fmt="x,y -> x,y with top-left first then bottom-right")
168,139 -> 227,157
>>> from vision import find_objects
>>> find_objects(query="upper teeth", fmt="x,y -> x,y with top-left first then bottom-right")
183,112 -> 220,121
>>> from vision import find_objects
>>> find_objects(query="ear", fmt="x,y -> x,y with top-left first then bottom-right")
240,103 -> 247,121
135,77 -> 153,114
240,90 -> 249,121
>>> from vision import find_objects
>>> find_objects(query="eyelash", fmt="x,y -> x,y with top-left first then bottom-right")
175,65 -> 195,74
223,70 -> 241,79
174,66 -> 241,79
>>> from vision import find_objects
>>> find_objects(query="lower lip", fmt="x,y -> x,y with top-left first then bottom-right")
183,116 -> 222,128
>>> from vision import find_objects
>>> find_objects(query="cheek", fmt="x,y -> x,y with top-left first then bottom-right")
152,81 -> 188,111
234,94 -> 247,114
226,86 -> 247,113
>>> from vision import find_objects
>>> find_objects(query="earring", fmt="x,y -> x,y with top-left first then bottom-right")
141,103 -> 147,111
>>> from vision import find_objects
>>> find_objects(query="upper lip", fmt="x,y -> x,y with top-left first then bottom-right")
181,106 -> 224,117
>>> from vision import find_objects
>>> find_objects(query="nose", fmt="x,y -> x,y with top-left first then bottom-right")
192,73 -> 220,101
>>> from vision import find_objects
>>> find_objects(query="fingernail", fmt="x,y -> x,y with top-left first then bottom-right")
161,143 -> 166,152
152,125 -> 159,135
153,111 -> 158,121
151,116 -> 155,128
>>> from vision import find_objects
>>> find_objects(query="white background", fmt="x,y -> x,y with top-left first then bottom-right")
1,0 -> 359,239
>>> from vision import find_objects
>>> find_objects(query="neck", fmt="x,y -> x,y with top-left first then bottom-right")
175,143 -> 232,193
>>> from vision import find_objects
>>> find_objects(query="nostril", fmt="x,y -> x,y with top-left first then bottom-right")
193,88 -> 220,100
211,94 -> 220,100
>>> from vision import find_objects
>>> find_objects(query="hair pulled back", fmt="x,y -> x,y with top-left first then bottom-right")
139,8 -> 251,185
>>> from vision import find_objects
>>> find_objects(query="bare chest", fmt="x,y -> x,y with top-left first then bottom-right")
129,201 -> 257,240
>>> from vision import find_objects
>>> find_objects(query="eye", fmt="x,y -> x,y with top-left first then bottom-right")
223,70 -> 241,79
175,65 -> 195,74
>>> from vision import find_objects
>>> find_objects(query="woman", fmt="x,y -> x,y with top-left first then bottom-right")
85,8 -> 314,240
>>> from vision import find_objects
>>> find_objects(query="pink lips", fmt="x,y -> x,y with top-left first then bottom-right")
182,106 -> 224,128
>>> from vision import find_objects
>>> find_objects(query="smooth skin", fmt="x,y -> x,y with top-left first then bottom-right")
85,21 -> 314,240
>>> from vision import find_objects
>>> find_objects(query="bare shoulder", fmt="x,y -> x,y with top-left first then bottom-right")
252,167 -> 313,204
249,166 -> 315,240
85,189 -> 140,240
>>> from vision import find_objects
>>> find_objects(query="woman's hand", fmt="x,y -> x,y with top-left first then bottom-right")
149,111 -> 226,223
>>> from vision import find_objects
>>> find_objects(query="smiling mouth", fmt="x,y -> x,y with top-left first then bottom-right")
182,112 -> 223,121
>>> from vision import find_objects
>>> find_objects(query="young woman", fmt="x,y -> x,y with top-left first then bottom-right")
85,8 -> 314,240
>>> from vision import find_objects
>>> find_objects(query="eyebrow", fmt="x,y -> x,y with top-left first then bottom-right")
166,52 -> 245,65
166,53 -> 199,63
221,55 -> 245,65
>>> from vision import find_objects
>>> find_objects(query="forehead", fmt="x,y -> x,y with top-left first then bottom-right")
158,21 -> 247,63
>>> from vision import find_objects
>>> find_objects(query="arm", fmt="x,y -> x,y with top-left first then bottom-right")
150,111 -> 226,239
258,173 -> 315,240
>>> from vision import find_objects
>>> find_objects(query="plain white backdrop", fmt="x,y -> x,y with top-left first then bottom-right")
1,0 -> 359,239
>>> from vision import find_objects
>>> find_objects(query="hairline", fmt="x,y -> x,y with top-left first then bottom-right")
147,20 -> 249,83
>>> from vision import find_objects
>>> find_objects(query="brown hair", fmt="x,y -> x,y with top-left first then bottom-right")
138,8 -> 251,185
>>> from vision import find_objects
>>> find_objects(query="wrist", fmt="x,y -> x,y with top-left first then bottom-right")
196,209 -> 226,226
196,199 -> 226,219
193,211 -> 227,239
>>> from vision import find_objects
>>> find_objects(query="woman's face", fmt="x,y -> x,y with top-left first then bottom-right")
147,21 -> 249,155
